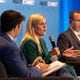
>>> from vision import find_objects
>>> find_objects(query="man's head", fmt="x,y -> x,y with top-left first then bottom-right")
1,10 -> 25,33
70,10 -> 80,31
70,10 -> 80,23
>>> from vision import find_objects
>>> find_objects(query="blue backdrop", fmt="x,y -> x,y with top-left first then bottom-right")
59,0 -> 80,32
0,0 -> 80,50
0,0 -> 59,50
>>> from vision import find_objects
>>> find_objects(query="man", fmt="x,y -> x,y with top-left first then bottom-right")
0,10 -> 49,77
57,10 -> 80,75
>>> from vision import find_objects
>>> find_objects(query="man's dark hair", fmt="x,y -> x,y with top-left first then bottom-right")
69,10 -> 80,23
1,10 -> 25,32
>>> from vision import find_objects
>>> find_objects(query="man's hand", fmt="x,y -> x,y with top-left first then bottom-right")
63,47 -> 78,58
74,50 -> 80,57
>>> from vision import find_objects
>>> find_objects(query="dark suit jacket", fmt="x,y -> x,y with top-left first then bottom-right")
0,32 -> 41,77
57,28 -> 80,54
57,28 -> 80,75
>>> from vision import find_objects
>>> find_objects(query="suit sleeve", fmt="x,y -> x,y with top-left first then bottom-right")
57,33 -> 70,54
4,45 -> 41,77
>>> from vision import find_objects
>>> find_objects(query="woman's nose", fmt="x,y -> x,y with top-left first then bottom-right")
44,24 -> 47,28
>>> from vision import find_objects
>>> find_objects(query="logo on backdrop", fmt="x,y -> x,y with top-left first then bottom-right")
13,0 -> 22,4
40,1 -> 58,7
12,0 -> 35,5
0,0 -> 5,3
22,0 -> 35,5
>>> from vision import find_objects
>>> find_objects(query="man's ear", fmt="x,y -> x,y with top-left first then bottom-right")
16,24 -> 20,29
13,27 -> 16,31
17,24 -> 21,28
13,25 -> 17,31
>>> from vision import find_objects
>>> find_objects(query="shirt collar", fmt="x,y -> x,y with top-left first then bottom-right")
70,27 -> 80,34
70,27 -> 80,41
7,33 -> 14,40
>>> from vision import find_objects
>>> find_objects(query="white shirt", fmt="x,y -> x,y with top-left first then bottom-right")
70,27 -> 80,41
7,33 -> 14,40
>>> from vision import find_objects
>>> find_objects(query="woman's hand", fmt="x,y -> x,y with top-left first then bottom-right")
50,47 -> 60,56
32,56 -> 45,66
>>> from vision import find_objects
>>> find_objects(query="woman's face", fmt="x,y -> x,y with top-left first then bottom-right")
34,17 -> 47,37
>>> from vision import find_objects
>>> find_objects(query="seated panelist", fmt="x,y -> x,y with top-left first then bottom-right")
0,10 -> 49,77
57,10 -> 80,75
20,13 -> 77,77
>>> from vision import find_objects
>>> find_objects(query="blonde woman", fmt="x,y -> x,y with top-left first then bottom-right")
20,13 -> 59,64
20,13 -> 76,77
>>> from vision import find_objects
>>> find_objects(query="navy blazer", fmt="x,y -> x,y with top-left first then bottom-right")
0,33 -> 41,77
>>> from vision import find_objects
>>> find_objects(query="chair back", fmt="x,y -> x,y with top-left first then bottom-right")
0,61 -> 7,77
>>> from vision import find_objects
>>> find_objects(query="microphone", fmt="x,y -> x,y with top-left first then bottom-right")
49,36 -> 58,61
49,36 -> 56,48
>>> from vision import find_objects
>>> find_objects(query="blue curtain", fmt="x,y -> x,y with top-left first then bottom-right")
59,0 -> 80,33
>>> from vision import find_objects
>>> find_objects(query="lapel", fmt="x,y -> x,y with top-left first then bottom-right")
0,32 -> 27,63
0,32 -> 17,46
68,28 -> 80,46
40,38 -> 48,57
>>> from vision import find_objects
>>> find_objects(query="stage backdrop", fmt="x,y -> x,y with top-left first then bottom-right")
0,0 -> 59,50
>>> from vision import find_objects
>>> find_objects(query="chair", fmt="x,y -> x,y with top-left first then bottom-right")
0,61 -> 7,77
0,77 -> 75,80
0,61 -> 76,80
